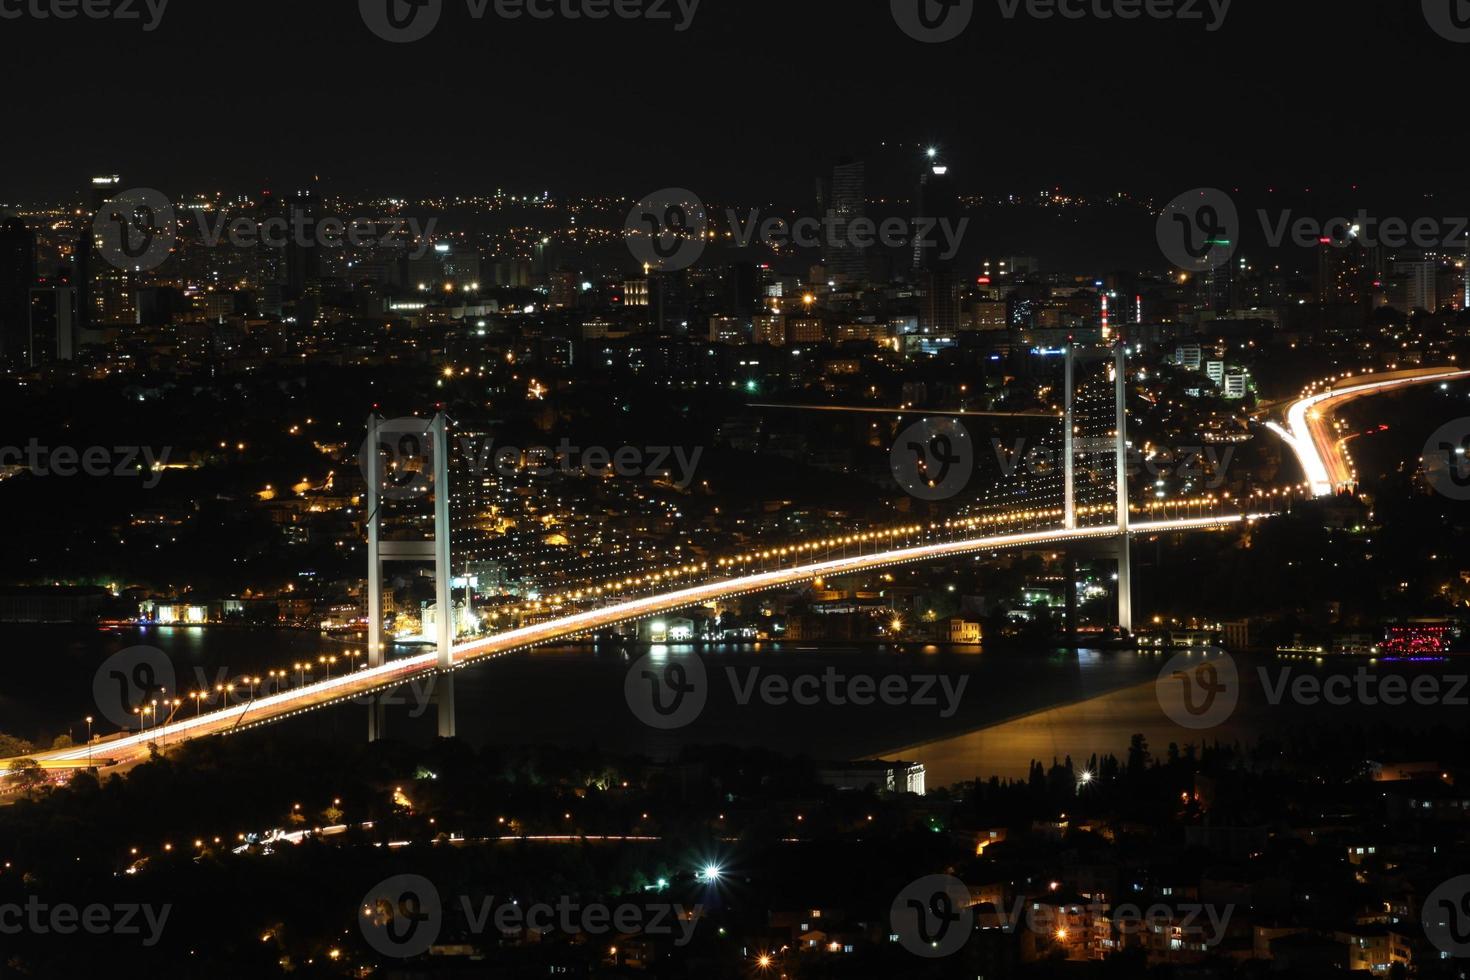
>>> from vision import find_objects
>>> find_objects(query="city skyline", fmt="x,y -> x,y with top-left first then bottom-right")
7,3 -> 1470,977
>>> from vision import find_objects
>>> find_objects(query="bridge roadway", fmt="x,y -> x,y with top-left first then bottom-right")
6,515 -> 1250,774
1266,366 -> 1470,497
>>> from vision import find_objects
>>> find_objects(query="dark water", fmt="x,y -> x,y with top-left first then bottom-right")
0,625 -> 1161,762
5,627 -> 1463,789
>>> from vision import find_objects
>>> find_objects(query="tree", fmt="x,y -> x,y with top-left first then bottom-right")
6,758 -> 46,798
51,734 -> 74,750
0,733 -> 35,759
1127,734 -> 1151,777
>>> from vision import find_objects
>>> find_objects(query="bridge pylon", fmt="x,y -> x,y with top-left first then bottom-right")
1063,341 -> 1133,634
364,413 -> 457,742
1114,342 -> 1133,634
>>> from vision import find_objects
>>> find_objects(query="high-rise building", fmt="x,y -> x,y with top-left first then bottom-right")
1317,239 -> 1377,308
0,217 -> 36,364
1390,259 -> 1439,313
920,268 -> 961,334
254,188 -> 286,300
753,314 -> 786,346
27,284 -> 77,365
79,175 -> 136,328
818,158 -> 868,287
728,261 -> 759,314
913,151 -> 959,273
914,152 -> 962,333
285,188 -> 320,299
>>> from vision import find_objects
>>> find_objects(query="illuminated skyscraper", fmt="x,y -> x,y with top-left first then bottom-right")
915,151 -> 961,333
913,150 -> 958,273
77,175 -> 125,328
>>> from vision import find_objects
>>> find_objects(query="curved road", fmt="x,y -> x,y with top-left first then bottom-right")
1266,367 -> 1470,496
2,515 -> 1251,775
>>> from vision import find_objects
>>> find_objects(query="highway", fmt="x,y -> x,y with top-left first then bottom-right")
1266,366 -> 1470,497
2,515 -> 1251,774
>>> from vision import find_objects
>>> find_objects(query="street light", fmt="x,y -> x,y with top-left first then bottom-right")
84,716 -> 93,769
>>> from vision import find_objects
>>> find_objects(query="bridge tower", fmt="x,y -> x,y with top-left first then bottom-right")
1064,344 -> 1076,530
1061,341 -> 1133,634
364,414 -> 457,742
1114,342 -> 1133,633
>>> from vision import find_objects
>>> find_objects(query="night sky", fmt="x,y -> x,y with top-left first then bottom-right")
4,0 -> 1466,207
